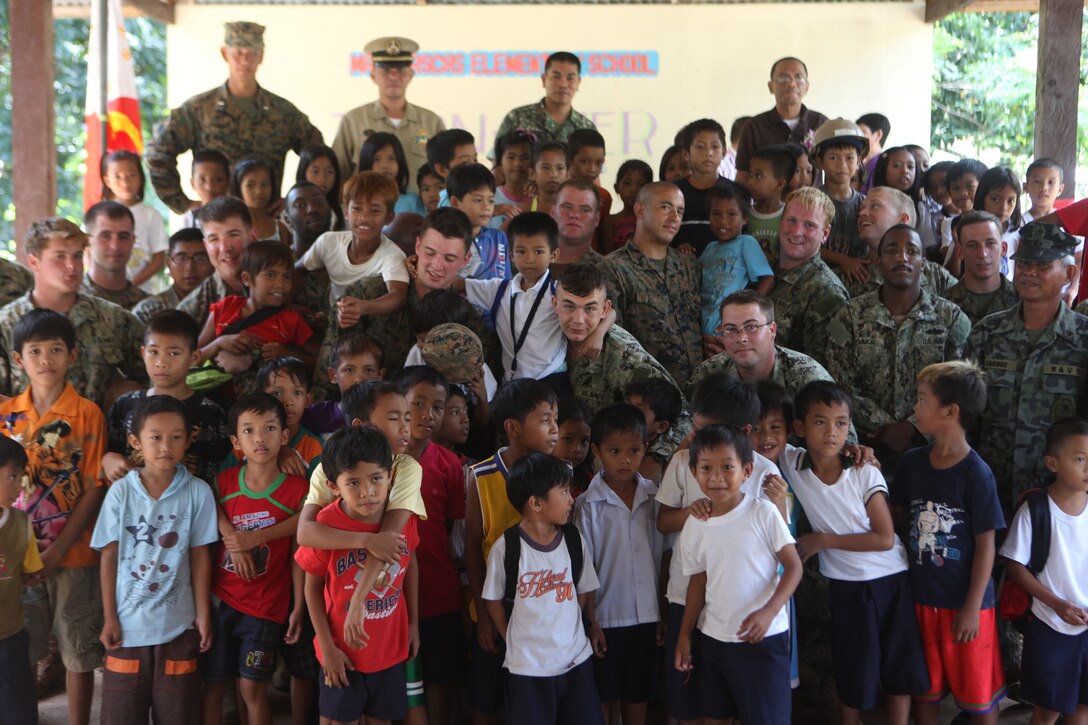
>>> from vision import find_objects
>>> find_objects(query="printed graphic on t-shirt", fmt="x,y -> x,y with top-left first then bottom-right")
335,549 -> 406,620
909,499 -> 963,567
516,566 -> 575,603
220,509 -> 277,576
122,511 -> 190,609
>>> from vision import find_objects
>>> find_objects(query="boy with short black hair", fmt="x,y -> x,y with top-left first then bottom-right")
673,118 -> 730,256
1000,417 -> 1088,724
0,309 -> 107,725
574,403 -> 663,725
182,149 -> 231,228
303,331 -> 386,436
745,145 -> 797,265
1023,158 -> 1066,224
91,394 -> 218,725
294,425 -> 420,725
446,163 -> 511,281
674,424 -> 802,725
625,378 -> 683,485
105,309 -> 231,486
940,158 -> 989,254
417,164 -> 445,214
0,436 -> 41,725
568,129 -> 613,239
811,118 -> 870,281
774,381 -> 927,725
465,378 -> 559,722
427,129 -> 478,185
530,141 -> 571,216
892,360 -> 1006,722
202,393 -> 310,725
483,453 -> 603,725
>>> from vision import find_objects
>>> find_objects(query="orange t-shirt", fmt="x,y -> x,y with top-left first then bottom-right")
0,383 -> 106,568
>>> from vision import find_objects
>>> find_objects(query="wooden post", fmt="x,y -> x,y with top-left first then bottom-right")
1035,0 -> 1081,198
10,1 -> 57,260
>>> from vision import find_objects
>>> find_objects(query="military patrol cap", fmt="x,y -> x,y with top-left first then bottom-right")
810,118 -> 869,159
224,22 -> 265,50
421,323 -> 483,384
366,37 -> 418,67
1011,222 -> 1079,263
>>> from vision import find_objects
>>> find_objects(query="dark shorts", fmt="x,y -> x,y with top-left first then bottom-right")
202,598 -> 283,682
829,573 -> 929,709
420,611 -> 468,687
100,629 -> 201,725
664,601 -> 702,720
506,658 -> 604,725
593,623 -> 658,704
469,621 -> 507,713
699,631 -> 791,724
1021,615 -> 1088,715
0,629 -> 37,725
319,663 -> 407,722
280,609 -> 319,680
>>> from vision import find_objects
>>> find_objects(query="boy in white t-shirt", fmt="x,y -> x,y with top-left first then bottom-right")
296,171 -> 410,315
1000,417 -> 1088,724
767,381 -> 927,725
655,373 -> 782,723
674,424 -> 801,725
482,453 -> 604,725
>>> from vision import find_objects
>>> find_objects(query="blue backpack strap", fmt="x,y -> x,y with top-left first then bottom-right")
489,278 -> 512,331
1023,488 -> 1052,575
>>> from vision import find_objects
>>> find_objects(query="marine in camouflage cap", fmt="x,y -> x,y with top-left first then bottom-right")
224,21 -> 265,50
421,323 -> 484,385
1012,221 -> 1079,262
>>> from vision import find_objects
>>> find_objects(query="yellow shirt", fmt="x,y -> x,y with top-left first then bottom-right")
305,452 -> 426,519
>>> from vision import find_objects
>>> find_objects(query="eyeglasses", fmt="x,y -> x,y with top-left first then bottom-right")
774,75 -> 808,85
170,253 -> 210,265
718,322 -> 773,339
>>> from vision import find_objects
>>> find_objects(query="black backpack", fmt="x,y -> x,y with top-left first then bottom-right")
502,522 -> 584,615
997,487 -> 1052,633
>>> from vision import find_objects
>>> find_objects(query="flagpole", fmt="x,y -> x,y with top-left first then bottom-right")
97,0 -> 108,164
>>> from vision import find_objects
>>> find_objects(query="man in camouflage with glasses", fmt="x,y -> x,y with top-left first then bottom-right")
131,229 -> 215,325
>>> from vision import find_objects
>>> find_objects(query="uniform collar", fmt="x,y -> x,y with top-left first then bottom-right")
583,472 -> 655,508
797,449 -> 854,470
10,382 -> 81,419
993,300 -> 1080,342
368,99 -> 420,123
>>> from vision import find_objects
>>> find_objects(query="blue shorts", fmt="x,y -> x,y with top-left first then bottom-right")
506,658 -> 604,725
699,631 -> 791,724
593,623 -> 658,704
829,573 -> 929,709
420,611 -> 468,687
469,621 -> 507,713
202,598 -> 283,682
664,602 -> 702,720
1021,615 -> 1088,715
0,629 -> 37,725
319,663 -> 407,722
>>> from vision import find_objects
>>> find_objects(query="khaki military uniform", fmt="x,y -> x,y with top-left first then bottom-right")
80,274 -> 148,311
0,292 -> 147,406
495,99 -> 597,145
131,286 -> 181,325
845,260 -> 957,299
331,101 -> 445,194
146,83 -> 323,214
966,303 -> 1088,513
602,244 -> 702,387
825,289 -> 971,435
0,259 -> 32,310
769,256 -> 849,366
941,276 -> 1019,325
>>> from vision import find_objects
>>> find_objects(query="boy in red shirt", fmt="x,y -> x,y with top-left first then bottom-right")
296,425 -> 420,725
203,393 -> 309,725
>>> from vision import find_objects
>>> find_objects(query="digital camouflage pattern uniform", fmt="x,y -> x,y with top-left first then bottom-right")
768,255 -> 849,366
687,344 -> 833,397
177,274 -> 238,327
567,324 -> 689,462
146,83 -> 323,214
825,289 -> 970,435
0,259 -> 32,309
941,275 -> 1019,325
0,292 -> 147,406
601,244 -> 702,387
844,260 -> 957,300
494,99 -> 597,145
80,274 -> 147,311
131,286 -> 181,325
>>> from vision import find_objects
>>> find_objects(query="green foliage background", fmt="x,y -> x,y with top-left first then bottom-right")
0,9 -> 1086,251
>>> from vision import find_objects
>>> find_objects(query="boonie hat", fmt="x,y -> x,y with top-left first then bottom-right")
1010,222 -> 1078,263
421,324 -> 483,385
810,118 -> 869,159
224,22 -> 265,50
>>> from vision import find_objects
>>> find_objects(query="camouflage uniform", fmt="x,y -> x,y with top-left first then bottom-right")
177,274 -> 237,327
601,244 -> 702,387
0,259 -> 32,309
965,302 -> 1088,514
146,83 -> 323,214
80,274 -> 148,311
331,101 -> 445,194
688,344 -> 834,397
0,292 -> 147,406
825,289 -> 970,435
494,99 -> 597,145
131,286 -> 181,325
551,247 -> 605,281
941,276 -> 1019,325
1073,299 -> 1088,316
844,260 -> 957,299
768,256 -> 849,366
568,324 -> 689,461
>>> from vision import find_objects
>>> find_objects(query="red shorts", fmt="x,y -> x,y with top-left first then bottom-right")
913,605 -> 1006,713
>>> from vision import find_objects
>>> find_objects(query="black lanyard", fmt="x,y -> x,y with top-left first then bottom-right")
509,273 -> 551,374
